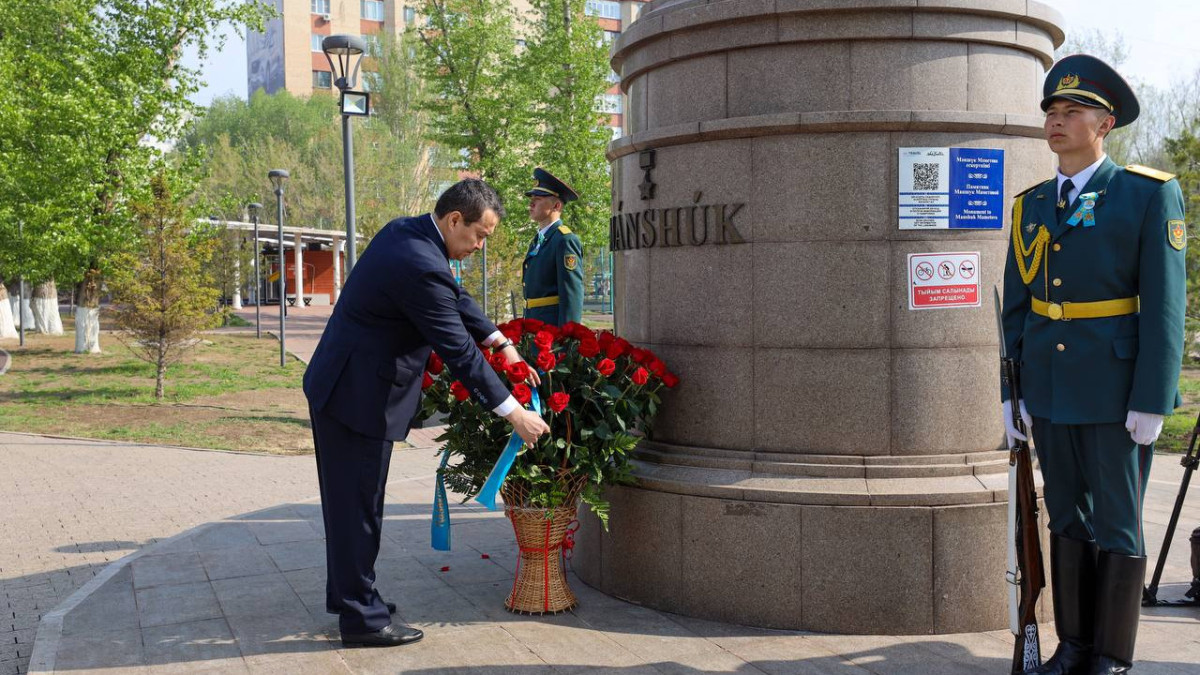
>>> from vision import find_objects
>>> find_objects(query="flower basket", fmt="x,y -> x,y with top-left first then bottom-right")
505,503 -> 579,614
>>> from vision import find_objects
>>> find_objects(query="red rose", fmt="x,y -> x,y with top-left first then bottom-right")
427,352 -> 444,375
489,352 -> 508,372
506,361 -> 531,384
548,392 -> 570,413
604,342 -> 624,360
450,381 -> 470,402
578,338 -> 600,358
534,330 -> 554,351
536,350 -> 557,372
512,383 -> 532,406
631,367 -> 650,386
597,331 -> 614,348
630,348 -> 651,364
663,372 -> 680,388
522,318 -> 545,333
422,372 -> 435,390
597,358 -> 616,377
649,358 -> 667,377
500,323 -> 523,343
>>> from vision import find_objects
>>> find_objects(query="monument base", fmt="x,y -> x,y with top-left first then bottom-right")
573,443 -> 1049,634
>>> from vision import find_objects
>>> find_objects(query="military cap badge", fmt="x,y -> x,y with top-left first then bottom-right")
1056,73 -> 1080,91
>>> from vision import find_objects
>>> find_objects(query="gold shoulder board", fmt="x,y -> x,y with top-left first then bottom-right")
1126,164 -> 1176,182
557,225 -> 572,235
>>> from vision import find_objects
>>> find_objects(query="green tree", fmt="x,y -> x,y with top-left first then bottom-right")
0,0 -> 272,353
1164,122 -> 1200,352
108,172 -> 221,400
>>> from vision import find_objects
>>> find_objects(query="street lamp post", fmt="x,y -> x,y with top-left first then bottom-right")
322,34 -> 369,277
269,170 -> 289,368
17,220 -> 24,348
248,202 -> 264,339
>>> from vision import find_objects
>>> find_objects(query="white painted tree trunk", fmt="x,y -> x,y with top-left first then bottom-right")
232,255 -> 243,309
10,294 -> 33,328
31,280 -> 63,335
74,306 -> 101,353
0,288 -> 15,339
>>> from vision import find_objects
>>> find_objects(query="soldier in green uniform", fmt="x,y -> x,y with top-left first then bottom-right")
1001,54 -> 1187,675
523,168 -> 584,326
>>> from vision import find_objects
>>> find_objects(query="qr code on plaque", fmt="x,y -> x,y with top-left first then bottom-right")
913,162 -> 940,191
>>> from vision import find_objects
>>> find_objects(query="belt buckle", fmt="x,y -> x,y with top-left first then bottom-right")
1046,302 -> 1063,320
1059,301 -> 1072,321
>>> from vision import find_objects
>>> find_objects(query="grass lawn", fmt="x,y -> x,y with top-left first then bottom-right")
0,330 -> 313,454
1156,365 -> 1200,454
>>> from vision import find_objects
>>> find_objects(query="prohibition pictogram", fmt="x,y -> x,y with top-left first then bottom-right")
915,261 -> 935,281
959,260 -> 976,279
938,261 -> 956,280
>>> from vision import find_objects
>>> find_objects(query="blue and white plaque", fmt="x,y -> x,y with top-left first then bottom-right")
899,147 -> 1004,230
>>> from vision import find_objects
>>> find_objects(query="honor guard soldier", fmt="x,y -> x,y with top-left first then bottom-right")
523,168 -> 584,326
1001,54 -> 1187,675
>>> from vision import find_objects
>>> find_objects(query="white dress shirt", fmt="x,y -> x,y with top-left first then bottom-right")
1056,154 -> 1107,207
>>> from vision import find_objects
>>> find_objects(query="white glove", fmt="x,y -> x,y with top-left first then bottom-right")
1125,410 -> 1164,446
1001,399 -> 1032,446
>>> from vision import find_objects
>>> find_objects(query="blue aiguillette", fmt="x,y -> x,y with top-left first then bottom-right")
431,387 -> 542,550
1066,192 -> 1099,228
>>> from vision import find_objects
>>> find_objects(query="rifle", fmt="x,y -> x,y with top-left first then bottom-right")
1142,408 -> 1200,606
994,287 -> 1045,673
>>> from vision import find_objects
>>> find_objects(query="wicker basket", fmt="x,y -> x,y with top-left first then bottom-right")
504,504 -> 579,614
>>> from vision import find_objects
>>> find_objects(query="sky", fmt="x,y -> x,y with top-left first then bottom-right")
181,0 -> 1200,108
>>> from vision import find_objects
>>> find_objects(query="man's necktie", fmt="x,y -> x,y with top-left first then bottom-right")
528,232 -> 545,258
1057,178 -> 1075,219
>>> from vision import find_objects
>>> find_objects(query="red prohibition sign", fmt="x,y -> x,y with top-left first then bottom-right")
959,260 -> 976,279
915,261 -> 935,281
937,261 -> 955,280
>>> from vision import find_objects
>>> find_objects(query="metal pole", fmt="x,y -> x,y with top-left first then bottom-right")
342,113 -> 358,274
252,213 -> 262,339
276,189 -> 287,368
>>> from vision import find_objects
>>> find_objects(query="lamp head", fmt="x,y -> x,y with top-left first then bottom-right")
322,34 -> 367,90
247,202 -> 263,219
268,169 -> 290,193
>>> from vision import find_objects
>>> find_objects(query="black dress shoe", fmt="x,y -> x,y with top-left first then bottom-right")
341,623 -> 424,647
1090,656 -> 1130,674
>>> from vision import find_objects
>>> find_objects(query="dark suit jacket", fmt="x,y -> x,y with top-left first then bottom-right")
303,214 -> 511,440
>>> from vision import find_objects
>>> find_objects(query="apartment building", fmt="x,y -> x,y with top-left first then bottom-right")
246,0 -> 648,139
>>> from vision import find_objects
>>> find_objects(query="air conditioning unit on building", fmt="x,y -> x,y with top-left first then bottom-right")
319,12 -> 331,21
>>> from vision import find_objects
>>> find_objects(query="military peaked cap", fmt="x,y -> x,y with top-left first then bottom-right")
1041,54 -> 1140,128
524,167 -> 579,203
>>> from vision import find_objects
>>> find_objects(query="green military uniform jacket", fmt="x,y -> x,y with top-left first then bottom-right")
1001,157 -> 1187,424
523,221 -> 583,326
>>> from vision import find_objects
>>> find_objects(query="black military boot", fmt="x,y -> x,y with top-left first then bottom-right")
1187,527 -> 1200,603
1024,535 -> 1097,675
1091,551 -> 1147,674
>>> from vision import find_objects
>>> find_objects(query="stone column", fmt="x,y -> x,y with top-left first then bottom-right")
293,232 -> 304,307
574,0 -> 1063,635
332,237 -> 344,303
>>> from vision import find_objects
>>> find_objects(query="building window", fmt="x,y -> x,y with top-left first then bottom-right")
311,0 -> 330,15
311,34 -> 324,52
596,93 -> 621,114
611,126 -> 623,140
313,70 -> 332,88
361,0 -> 385,21
403,6 -> 416,23
362,33 -> 382,57
602,30 -> 620,44
585,0 -> 621,20
607,69 -> 621,84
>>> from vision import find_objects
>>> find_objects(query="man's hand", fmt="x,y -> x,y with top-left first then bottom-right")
1002,399 -> 1032,447
499,344 -> 541,386
1125,410 -> 1164,446
505,407 -> 549,447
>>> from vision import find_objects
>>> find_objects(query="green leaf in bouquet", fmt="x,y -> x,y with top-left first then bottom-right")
594,422 -> 613,440
603,385 -> 622,399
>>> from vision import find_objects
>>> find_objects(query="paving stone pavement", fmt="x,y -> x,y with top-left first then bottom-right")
5,425 -> 1198,674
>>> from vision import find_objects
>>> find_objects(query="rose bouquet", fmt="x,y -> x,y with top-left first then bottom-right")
417,319 -> 678,526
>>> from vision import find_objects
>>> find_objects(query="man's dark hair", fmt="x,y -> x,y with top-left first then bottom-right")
434,178 -> 505,223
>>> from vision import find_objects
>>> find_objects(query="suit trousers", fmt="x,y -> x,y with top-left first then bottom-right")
310,405 -> 394,634
1031,417 -> 1153,556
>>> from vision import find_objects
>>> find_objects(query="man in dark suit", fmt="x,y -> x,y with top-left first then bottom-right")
1002,55 -> 1186,674
303,179 -> 548,647
522,168 -> 584,326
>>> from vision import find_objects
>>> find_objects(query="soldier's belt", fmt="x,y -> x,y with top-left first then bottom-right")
526,295 -> 560,309
1031,296 -> 1139,321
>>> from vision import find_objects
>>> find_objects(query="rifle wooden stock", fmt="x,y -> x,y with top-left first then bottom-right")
1002,357 -> 1046,673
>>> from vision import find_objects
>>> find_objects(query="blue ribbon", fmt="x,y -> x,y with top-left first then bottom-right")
431,447 -> 452,551
1066,192 -> 1098,228
475,387 -> 542,511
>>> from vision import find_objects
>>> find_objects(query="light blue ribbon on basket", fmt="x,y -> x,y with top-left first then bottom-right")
476,387 -> 542,511
431,387 -> 542,550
